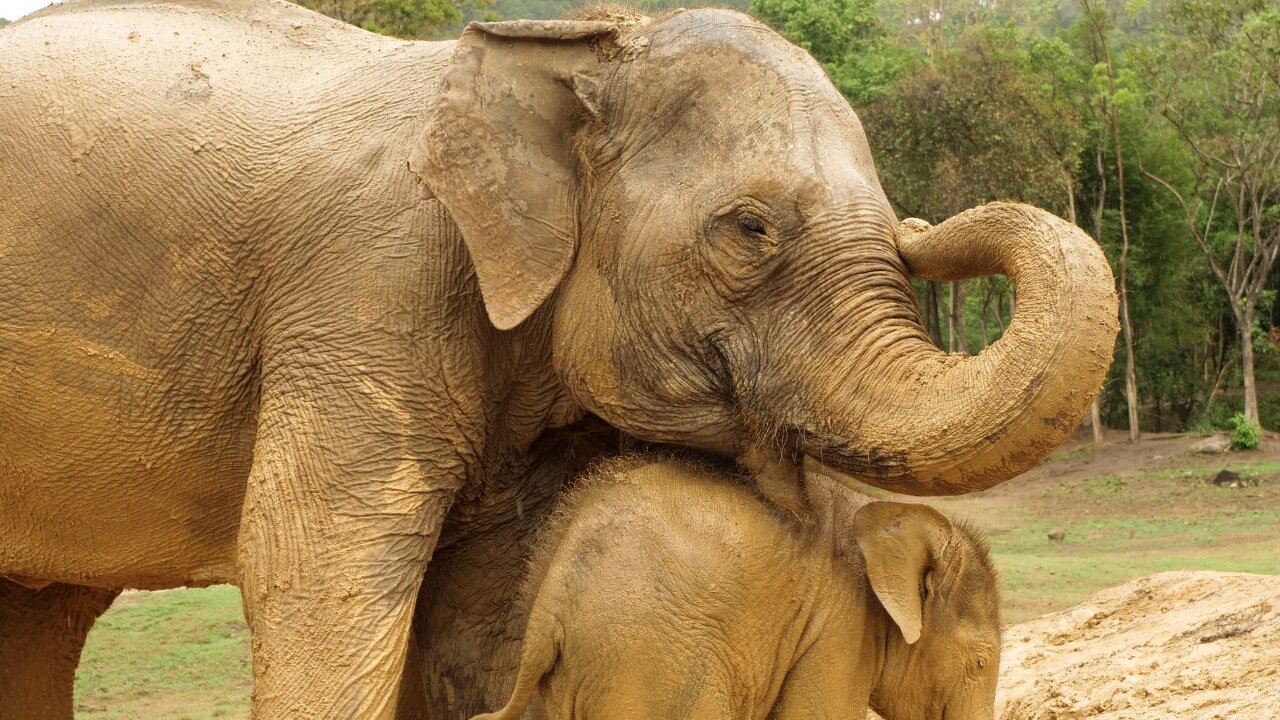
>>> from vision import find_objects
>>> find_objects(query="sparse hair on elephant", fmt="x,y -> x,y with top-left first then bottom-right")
473,457 -> 1002,720
565,3 -> 652,26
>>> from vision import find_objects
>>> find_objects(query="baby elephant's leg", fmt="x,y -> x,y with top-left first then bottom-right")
469,601 -> 559,720
0,579 -> 119,720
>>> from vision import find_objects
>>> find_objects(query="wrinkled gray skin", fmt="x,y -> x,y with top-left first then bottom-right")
0,1 -> 1113,716
472,460 -> 1001,720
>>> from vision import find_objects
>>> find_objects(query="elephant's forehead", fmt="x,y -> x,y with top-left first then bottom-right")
631,18 -> 881,188
640,25 -> 833,109
642,8 -> 817,70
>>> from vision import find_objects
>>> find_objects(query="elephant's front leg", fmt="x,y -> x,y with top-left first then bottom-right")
237,362 -> 464,719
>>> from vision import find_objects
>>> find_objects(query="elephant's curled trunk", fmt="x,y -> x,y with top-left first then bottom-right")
804,202 -> 1119,496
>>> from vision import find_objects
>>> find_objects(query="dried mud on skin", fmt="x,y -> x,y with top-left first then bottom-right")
996,571 -> 1280,720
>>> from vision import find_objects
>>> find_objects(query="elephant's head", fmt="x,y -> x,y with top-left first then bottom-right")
853,501 -> 1001,720
413,8 -> 1118,495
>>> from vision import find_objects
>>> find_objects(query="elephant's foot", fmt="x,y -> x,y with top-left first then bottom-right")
0,579 -> 119,720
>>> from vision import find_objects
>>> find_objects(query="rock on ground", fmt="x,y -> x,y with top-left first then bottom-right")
997,571 -> 1280,720
1188,434 -> 1232,454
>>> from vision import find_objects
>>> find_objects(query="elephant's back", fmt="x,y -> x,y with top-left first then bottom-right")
1,0 -> 426,137
538,457 -> 816,616
556,457 -> 804,558
0,0 -> 453,323
16,0 -> 383,47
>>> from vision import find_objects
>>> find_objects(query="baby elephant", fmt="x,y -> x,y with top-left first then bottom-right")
473,456 -> 1001,720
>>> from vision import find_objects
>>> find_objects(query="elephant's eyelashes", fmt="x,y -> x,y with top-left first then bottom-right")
698,202 -> 785,297
738,213 -> 768,237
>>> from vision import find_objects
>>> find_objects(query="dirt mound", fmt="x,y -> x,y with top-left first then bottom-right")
997,571 -> 1280,719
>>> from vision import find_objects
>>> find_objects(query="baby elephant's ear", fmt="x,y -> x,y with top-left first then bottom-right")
852,502 -> 952,645
411,20 -> 618,330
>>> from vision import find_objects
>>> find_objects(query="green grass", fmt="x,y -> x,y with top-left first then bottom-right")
75,586 -> 250,719
991,509 -> 1280,622
941,457 -> 1280,622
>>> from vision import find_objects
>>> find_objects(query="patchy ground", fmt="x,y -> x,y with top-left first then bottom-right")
75,432 -> 1280,718
75,586 -> 249,720
997,571 -> 1280,719
916,430 -> 1280,622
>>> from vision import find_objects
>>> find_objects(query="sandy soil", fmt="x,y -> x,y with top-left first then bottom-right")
996,571 -> 1280,719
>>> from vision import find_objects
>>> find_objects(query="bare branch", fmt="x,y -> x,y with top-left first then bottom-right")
1139,162 -> 1231,292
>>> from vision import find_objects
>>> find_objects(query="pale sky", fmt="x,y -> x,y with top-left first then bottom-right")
0,0 -> 56,21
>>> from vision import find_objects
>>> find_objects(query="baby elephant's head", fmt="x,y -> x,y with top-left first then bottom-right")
852,502 -> 1001,720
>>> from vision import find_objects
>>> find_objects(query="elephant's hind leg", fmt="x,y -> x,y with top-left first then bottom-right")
0,579 -> 119,720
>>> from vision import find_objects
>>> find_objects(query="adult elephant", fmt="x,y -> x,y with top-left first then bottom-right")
0,0 -> 1117,717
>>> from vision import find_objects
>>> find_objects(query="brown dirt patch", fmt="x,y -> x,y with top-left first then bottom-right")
997,571 -> 1280,719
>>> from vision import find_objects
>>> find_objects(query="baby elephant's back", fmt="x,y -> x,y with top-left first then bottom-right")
535,458 -> 828,718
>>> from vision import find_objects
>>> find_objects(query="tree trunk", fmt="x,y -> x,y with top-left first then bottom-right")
978,282 -> 991,351
949,281 -> 968,353
994,287 -> 1006,335
1090,396 -> 1105,446
1120,292 -> 1139,441
1204,356 -> 1235,412
1064,170 -> 1103,446
1086,0 -> 1140,442
924,281 -> 944,347
1241,305 -> 1260,426
1114,143 -> 1139,441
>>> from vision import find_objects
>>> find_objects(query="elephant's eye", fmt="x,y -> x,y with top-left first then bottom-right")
738,212 -> 768,237
977,658 -> 987,669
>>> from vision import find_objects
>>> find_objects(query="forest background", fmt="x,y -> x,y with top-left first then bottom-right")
5,0 -> 1278,440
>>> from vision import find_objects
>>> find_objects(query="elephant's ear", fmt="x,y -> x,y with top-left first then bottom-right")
852,502 -> 951,645
410,20 -> 617,330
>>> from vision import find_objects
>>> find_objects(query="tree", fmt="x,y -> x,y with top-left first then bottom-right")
298,0 -> 464,38
750,0 -> 908,105
1081,0 -> 1140,442
860,22 -> 1087,355
1137,0 -> 1280,426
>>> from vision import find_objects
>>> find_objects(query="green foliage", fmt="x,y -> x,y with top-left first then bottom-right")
1191,394 -> 1280,434
297,0 -> 466,38
861,0 -> 1278,434
1230,412 -> 1262,450
1191,397 -> 1238,433
1261,394 -> 1280,431
749,0 -> 908,104
855,5 -> 1092,224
